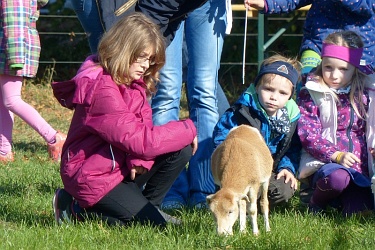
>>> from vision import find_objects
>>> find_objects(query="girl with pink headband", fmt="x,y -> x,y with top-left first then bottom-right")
321,42 -> 367,74
297,30 -> 374,216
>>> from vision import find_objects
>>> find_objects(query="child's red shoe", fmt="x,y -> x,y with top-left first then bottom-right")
0,152 -> 14,163
47,132 -> 66,162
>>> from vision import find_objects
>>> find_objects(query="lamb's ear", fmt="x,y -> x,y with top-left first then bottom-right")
240,194 -> 250,202
206,194 -> 215,203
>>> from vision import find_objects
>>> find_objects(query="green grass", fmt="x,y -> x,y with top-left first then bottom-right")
1,82 -> 375,250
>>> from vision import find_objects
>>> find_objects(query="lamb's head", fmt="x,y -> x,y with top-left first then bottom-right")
206,189 -> 246,235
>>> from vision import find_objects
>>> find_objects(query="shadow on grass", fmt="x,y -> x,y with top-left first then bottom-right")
0,201 -> 54,227
13,141 -> 46,155
0,182 -> 56,198
0,182 -> 57,227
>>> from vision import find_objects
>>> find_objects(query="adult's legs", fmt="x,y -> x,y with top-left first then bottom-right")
182,36 -> 230,117
185,0 -> 227,206
151,24 -> 184,125
0,75 -> 57,153
217,83 -> 230,116
70,0 -> 105,53
152,24 -> 190,208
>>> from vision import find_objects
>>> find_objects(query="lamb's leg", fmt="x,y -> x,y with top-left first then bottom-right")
248,187 -> 259,235
239,197 -> 247,233
259,180 -> 271,232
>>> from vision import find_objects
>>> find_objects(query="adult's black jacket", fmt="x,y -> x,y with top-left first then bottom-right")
136,0 -> 208,45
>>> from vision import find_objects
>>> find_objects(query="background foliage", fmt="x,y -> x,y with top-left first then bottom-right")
36,0 -> 306,103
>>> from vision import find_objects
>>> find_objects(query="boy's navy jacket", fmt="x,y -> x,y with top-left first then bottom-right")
213,84 -> 301,175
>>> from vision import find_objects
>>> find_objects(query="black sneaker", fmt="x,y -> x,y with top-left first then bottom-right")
52,188 -> 74,225
308,203 -> 324,215
157,209 -> 182,225
299,182 -> 314,206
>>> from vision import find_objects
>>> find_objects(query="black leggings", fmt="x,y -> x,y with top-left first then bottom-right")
84,145 -> 192,227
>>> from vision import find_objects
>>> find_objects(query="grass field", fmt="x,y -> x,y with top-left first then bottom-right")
0,82 -> 375,250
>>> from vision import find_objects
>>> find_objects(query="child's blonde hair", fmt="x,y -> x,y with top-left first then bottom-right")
313,30 -> 367,119
256,53 -> 302,98
97,12 -> 165,97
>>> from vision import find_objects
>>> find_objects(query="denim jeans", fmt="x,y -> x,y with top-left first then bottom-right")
70,0 -> 104,53
152,0 -> 228,207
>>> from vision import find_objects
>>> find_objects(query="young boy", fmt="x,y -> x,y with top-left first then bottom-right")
213,54 -> 301,207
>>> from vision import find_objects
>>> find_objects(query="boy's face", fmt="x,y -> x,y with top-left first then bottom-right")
256,74 -> 293,117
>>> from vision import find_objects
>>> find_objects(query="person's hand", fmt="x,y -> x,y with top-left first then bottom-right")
370,147 -> 375,158
332,151 -> 360,168
130,166 -> 148,180
339,152 -> 360,168
276,169 -> 298,190
244,0 -> 265,10
191,136 -> 198,155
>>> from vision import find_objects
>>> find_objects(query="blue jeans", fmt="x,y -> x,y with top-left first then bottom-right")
152,0 -> 228,207
70,0 -> 104,53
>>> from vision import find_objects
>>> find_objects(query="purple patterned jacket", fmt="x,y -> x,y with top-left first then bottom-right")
298,79 -> 369,177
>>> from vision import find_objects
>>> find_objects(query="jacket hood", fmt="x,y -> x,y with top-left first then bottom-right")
51,55 -> 106,109
74,55 -> 103,81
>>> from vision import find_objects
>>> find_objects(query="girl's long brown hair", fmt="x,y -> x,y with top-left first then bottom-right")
97,12 -> 165,97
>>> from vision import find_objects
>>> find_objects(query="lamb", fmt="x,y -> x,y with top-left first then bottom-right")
207,125 -> 273,235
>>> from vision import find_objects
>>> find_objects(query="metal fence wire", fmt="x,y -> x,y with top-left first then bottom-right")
37,5 -> 307,93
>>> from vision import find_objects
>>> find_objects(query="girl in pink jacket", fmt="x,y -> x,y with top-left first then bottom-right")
51,13 -> 197,227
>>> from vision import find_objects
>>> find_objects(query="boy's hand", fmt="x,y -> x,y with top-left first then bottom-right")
276,169 -> 298,190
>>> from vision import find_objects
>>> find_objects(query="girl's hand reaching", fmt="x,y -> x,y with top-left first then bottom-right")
130,166 -> 148,180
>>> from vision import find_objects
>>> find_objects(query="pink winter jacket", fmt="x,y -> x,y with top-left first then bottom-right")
52,56 -> 197,208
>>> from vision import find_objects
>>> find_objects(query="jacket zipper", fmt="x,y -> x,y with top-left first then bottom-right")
109,144 -> 116,171
347,105 -> 354,152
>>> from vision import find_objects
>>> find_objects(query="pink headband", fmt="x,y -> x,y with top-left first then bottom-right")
321,43 -> 363,69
